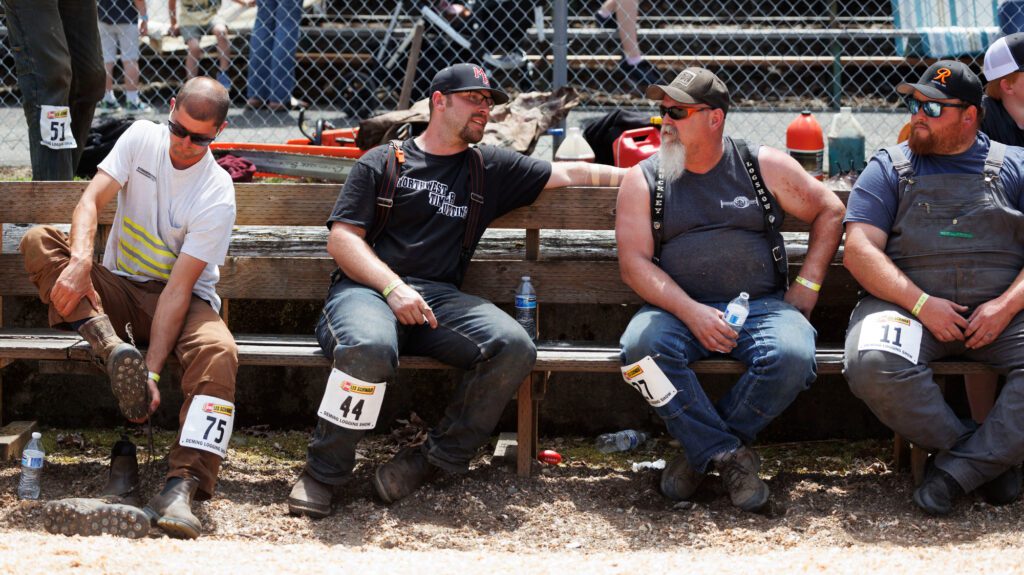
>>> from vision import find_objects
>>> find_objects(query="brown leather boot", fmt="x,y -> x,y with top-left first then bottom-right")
78,314 -> 148,420
98,436 -> 141,507
42,498 -> 150,538
144,477 -> 202,539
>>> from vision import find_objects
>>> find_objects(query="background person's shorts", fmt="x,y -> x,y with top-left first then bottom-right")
180,20 -> 227,44
99,22 -> 140,63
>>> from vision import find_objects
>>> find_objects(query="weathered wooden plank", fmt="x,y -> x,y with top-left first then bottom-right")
0,420 -> 39,461
0,183 -> 849,232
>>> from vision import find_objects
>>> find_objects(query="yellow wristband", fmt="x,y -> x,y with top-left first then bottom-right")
148,371 -> 160,382
911,293 -> 929,317
382,278 -> 404,299
794,276 -> 821,292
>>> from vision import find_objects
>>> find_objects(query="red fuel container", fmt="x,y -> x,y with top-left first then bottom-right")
613,126 -> 662,168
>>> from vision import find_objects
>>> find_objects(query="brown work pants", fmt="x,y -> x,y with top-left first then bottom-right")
20,225 -> 237,499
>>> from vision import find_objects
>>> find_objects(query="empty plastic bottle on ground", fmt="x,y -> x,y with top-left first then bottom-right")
827,106 -> 865,177
724,292 -> 750,333
554,126 -> 595,162
595,429 -> 649,453
514,275 -> 538,340
18,432 -> 44,500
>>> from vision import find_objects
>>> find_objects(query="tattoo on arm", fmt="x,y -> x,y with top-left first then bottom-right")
590,165 -> 626,187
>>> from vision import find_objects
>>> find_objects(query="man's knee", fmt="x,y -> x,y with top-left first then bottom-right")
332,343 -> 397,380
19,225 -> 66,264
844,350 -> 899,404
766,340 -> 816,390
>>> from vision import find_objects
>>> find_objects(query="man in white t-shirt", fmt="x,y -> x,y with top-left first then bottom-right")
20,77 -> 237,540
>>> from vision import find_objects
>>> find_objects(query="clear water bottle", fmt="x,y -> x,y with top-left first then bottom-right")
595,429 -> 649,453
724,292 -> 750,333
18,432 -> 44,500
514,275 -> 538,340
827,106 -> 866,177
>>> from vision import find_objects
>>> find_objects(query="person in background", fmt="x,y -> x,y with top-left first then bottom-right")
169,0 -> 255,90
97,0 -> 153,114
1,0 -> 105,180
245,0 -> 302,111
594,0 -> 660,87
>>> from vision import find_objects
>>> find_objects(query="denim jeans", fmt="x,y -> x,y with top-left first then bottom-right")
620,296 -> 817,472
2,0 -> 105,180
305,277 -> 536,484
246,0 -> 301,104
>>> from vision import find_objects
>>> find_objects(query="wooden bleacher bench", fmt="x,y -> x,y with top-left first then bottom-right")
0,181 -> 993,481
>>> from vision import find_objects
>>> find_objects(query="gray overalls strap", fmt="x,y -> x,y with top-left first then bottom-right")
882,141 -> 1024,308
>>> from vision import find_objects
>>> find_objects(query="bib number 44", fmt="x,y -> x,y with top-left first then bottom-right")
317,369 -> 386,430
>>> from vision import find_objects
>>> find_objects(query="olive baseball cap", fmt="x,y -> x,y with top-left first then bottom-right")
896,60 -> 982,108
645,67 -> 730,114
428,63 -> 509,105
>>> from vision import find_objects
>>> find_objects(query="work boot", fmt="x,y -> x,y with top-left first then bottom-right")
913,463 -> 963,516
980,465 -> 1023,506
660,450 -> 706,501
714,446 -> 770,512
288,470 -> 332,518
144,477 -> 202,539
78,314 -> 148,420
97,436 -> 141,507
42,498 -> 150,538
372,445 -> 440,504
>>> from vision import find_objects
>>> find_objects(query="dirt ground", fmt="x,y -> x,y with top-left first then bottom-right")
1,425 -> 1023,574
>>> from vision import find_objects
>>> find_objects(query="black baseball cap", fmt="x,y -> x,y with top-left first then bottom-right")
428,63 -> 509,105
984,33 -> 1024,82
645,67 -> 730,114
896,60 -> 982,108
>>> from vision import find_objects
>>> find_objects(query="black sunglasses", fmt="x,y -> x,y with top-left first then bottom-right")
903,96 -> 970,118
167,118 -> 218,146
659,105 -> 711,121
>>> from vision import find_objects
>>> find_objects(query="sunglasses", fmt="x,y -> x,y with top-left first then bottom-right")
659,105 -> 711,121
167,118 -> 218,146
903,96 -> 970,118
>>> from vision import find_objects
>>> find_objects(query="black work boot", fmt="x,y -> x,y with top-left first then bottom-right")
979,465 -> 1022,506
913,465 -> 963,516
98,436 -> 141,507
714,446 -> 770,513
660,450 -> 706,501
372,445 -> 440,504
288,470 -> 332,518
42,498 -> 150,538
144,477 -> 202,539
78,314 -> 148,420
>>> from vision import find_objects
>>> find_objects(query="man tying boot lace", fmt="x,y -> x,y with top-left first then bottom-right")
19,76 -> 238,539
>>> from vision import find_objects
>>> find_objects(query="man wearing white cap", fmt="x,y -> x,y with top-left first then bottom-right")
982,32 -> 1024,147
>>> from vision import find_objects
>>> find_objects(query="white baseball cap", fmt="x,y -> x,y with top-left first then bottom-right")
984,33 -> 1024,82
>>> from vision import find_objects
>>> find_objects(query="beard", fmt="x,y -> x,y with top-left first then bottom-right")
907,117 -> 966,155
458,114 -> 487,144
659,124 -> 687,182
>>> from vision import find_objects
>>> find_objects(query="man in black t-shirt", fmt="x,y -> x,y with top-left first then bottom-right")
287,63 -> 628,517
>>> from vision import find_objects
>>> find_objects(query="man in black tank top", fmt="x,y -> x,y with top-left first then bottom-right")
617,67 -> 845,512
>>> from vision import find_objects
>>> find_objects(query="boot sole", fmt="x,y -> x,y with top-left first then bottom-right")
143,506 -> 201,539
107,344 -> 148,420
43,500 -> 150,538
287,497 -> 331,519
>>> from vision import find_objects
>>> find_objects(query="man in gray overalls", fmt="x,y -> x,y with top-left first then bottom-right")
844,61 -> 1024,516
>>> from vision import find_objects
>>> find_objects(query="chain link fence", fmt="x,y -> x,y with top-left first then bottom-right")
0,0 -> 1008,165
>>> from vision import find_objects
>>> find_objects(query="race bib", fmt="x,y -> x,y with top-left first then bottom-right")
179,395 -> 235,458
856,311 -> 924,364
317,369 -> 386,430
620,355 -> 677,407
39,105 -> 76,150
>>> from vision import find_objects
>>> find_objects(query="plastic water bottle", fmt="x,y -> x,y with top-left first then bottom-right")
18,432 -> 44,500
827,106 -> 866,177
514,276 -> 538,340
724,292 -> 750,333
553,126 -> 595,163
595,429 -> 649,453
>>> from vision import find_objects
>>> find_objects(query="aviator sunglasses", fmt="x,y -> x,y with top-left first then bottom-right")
903,96 -> 970,118
166,117 -> 218,146
659,105 -> 711,121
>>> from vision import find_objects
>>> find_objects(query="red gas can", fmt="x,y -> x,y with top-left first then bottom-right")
613,126 -> 662,168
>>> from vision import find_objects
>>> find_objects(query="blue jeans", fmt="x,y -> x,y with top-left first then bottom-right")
1000,0 -> 1024,35
620,296 -> 817,472
305,277 -> 536,484
246,0 -> 301,103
